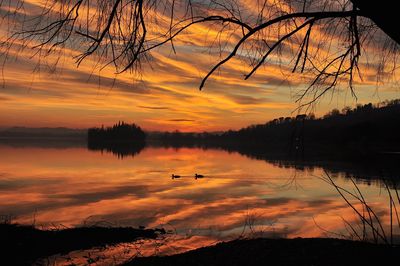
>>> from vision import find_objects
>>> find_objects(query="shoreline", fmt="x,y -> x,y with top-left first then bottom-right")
2,223 -> 399,265
126,237 -> 400,266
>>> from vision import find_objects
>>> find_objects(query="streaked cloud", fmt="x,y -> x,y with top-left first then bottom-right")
138,105 -> 171,110
168,119 -> 196,122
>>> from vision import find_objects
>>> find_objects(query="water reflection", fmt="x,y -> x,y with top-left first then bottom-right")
87,141 -> 145,159
87,139 -> 400,187
0,142 -> 399,255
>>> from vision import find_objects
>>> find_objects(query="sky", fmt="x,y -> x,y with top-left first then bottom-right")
0,0 -> 399,132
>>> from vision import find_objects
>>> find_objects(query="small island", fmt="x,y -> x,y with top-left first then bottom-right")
87,122 -> 146,158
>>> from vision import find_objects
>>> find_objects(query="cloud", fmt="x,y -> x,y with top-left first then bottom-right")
0,177 -> 62,190
0,183 -> 150,217
227,94 -> 268,105
168,119 -> 196,122
0,95 -> 10,101
138,105 -> 171,110
54,185 -> 150,203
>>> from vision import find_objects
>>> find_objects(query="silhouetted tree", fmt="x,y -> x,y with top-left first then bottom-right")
88,122 -> 145,142
0,1 -> 398,106
88,122 -> 146,158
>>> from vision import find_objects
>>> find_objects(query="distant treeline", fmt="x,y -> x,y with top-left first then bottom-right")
86,100 -> 400,158
150,99 -> 400,155
0,127 -> 86,139
82,103 -> 400,182
87,122 -> 146,158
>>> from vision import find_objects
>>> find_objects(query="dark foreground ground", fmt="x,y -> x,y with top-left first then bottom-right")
126,238 -> 400,266
1,223 -> 165,265
2,223 -> 399,266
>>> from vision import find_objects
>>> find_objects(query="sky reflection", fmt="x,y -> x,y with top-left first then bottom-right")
0,145 -> 397,256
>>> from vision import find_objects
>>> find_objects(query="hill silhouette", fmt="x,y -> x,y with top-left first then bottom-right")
150,99 -> 400,156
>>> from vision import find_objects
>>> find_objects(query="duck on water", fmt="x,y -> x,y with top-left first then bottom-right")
171,174 -> 205,179
171,174 -> 181,179
195,173 -> 204,179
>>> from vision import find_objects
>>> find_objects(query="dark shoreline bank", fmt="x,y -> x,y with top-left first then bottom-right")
126,237 -> 400,266
1,223 -> 165,265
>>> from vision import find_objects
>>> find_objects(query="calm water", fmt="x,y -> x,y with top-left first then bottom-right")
0,144 -> 398,256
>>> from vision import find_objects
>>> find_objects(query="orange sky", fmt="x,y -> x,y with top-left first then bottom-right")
0,0 -> 399,132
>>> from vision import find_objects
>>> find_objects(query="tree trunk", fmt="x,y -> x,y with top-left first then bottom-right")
351,0 -> 400,45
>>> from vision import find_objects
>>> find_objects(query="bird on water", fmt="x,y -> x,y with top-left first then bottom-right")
195,173 -> 204,179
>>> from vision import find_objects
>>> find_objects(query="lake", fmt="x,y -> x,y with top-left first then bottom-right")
0,143 -> 399,261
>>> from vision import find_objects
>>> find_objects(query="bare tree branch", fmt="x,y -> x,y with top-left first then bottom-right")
0,0 -> 398,106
